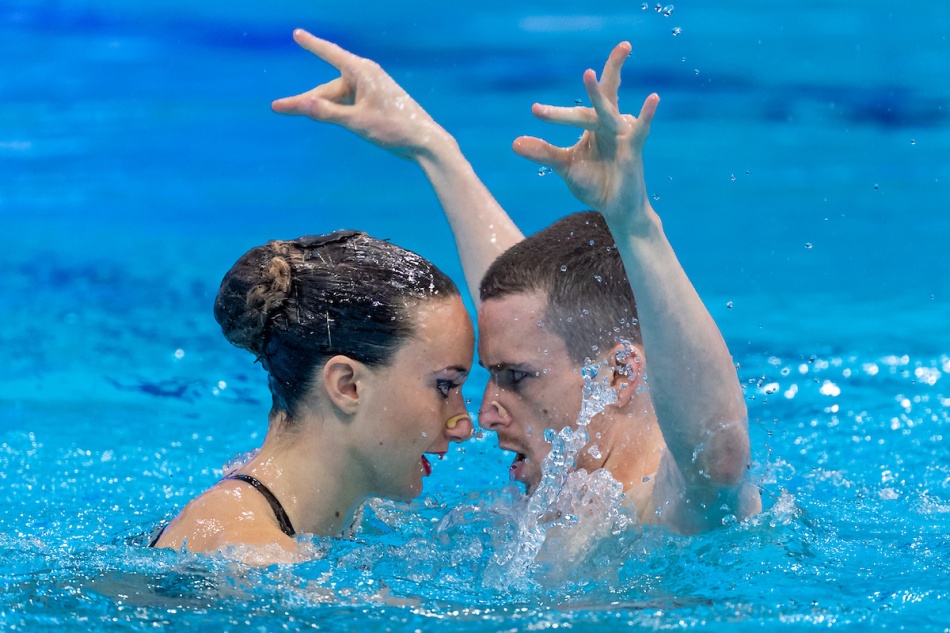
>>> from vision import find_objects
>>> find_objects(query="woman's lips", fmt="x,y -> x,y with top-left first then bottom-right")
421,455 -> 432,476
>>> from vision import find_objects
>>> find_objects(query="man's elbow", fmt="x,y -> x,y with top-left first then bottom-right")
701,428 -> 751,489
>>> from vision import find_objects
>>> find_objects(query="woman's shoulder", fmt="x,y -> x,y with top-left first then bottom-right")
152,479 -> 299,563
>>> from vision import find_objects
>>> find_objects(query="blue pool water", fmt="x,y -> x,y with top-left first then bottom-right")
3,1 -> 950,630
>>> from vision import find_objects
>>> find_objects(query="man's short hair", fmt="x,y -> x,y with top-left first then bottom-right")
480,211 -> 641,363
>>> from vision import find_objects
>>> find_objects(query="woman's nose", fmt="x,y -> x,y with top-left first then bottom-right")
444,411 -> 474,443
477,398 -> 510,431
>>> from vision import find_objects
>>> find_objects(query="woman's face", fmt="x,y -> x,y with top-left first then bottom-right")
353,295 -> 475,501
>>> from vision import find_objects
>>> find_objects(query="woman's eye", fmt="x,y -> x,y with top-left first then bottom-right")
436,380 -> 455,398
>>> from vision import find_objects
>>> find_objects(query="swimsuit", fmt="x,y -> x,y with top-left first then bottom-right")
147,473 -> 296,547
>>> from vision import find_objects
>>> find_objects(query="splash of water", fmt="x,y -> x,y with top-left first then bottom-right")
484,355 -> 635,590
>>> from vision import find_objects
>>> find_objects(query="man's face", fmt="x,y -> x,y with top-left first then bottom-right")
477,292 -> 586,492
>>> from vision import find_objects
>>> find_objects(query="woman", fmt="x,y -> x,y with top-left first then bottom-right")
150,231 -> 475,563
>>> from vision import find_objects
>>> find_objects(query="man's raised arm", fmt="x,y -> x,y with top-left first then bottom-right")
512,42 -> 760,530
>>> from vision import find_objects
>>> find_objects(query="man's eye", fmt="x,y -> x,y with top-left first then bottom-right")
509,370 -> 529,384
493,369 -> 534,389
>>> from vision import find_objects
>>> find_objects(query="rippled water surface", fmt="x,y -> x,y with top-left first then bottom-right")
3,1 -> 949,630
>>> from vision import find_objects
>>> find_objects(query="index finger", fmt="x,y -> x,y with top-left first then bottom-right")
291,28 -> 360,71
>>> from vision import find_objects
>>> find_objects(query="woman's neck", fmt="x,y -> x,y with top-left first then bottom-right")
238,416 -> 368,537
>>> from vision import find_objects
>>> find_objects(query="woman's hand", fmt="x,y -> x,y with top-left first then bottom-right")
511,42 -> 660,235
272,29 -> 450,161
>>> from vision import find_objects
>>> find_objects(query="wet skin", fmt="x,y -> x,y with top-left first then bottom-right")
477,292 -> 600,492
353,296 -> 476,500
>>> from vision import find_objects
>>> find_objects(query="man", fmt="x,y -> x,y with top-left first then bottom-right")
273,29 -> 761,533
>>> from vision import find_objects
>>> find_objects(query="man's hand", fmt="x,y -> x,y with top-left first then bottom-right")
512,42 -> 660,235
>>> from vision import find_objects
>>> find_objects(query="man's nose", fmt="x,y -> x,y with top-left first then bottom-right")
478,384 -> 511,430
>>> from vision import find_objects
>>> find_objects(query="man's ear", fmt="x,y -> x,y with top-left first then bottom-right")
605,341 -> 645,407
322,355 -> 367,416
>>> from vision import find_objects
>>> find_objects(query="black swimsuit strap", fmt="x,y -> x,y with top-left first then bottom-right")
226,473 -> 297,537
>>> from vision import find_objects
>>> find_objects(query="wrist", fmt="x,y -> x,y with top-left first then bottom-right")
603,199 -> 662,241
415,129 -> 465,174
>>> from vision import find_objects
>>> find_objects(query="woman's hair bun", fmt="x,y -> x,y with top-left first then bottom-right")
214,241 -> 295,358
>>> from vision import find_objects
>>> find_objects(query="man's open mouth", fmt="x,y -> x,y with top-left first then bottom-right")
509,453 -> 527,481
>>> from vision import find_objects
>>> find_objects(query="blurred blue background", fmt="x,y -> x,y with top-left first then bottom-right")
3,2 -> 950,630
4,2 -> 948,361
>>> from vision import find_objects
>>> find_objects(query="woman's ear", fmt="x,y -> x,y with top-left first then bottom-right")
322,355 -> 366,415
605,341 -> 645,407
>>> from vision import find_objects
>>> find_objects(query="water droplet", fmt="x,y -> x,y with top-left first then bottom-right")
642,475 -> 651,483
574,98 -> 582,106
663,5 -> 675,17
726,301 -> 734,309
538,166 -> 553,176
654,3 -> 663,12
910,139 -> 916,145
587,444 -> 602,459
730,174 -> 736,181
594,275 -> 603,283
693,68 -> 700,75
652,194 -> 660,200
672,26 -> 682,36
174,349 -> 185,359
642,2 -> 649,8
873,183 -> 879,190
560,265 -> 568,272
805,242 -> 813,249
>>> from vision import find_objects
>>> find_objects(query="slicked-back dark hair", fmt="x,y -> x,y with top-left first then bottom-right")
215,231 -> 460,421
479,211 -> 640,363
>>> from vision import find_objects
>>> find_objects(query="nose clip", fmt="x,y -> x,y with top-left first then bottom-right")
491,400 -> 509,421
445,414 -> 471,430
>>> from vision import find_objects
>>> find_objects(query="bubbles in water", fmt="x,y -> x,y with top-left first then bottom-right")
538,166 -> 553,176
726,301 -> 734,309
560,265 -> 568,272
672,26 -> 682,36
641,2 -> 648,9
805,242 -> 813,249
587,444 -> 602,459
663,4 -> 674,16
174,349 -> 185,359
